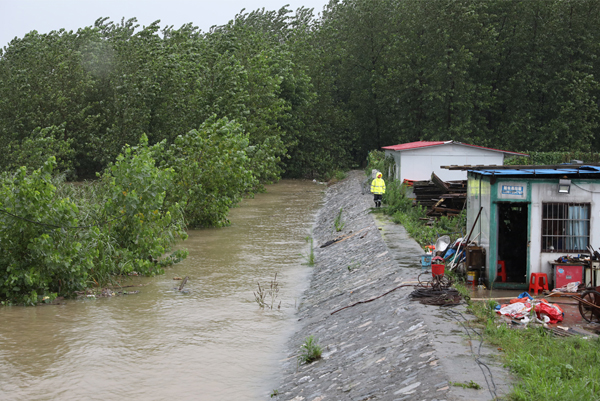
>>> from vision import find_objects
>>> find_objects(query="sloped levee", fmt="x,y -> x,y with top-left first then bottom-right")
274,170 -> 510,401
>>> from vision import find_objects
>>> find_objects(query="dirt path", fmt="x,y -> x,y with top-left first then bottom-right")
273,171 -> 512,400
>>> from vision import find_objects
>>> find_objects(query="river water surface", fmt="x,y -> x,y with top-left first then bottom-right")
0,180 -> 323,401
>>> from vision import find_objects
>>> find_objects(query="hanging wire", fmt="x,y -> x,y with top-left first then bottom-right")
445,308 -> 499,400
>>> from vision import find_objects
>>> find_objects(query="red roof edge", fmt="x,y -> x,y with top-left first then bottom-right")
381,140 -> 528,156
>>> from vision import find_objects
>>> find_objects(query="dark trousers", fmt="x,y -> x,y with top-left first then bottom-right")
373,194 -> 382,208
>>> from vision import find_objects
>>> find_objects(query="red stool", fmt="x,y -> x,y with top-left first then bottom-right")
497,260 -> 507,282
529,273 -> 549,295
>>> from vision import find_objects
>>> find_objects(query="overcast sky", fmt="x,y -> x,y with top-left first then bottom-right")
0,0 -> 330,49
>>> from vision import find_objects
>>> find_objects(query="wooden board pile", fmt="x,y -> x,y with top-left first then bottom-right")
412,173 -> 466,220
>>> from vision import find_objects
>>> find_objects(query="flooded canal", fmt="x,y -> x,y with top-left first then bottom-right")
0,180 -> 323,401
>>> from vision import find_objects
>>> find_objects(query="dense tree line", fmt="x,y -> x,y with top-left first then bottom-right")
4,1 -> 600,179
319,0 -> 600,155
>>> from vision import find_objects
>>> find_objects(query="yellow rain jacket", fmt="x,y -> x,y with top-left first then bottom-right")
371,175 -> 386,195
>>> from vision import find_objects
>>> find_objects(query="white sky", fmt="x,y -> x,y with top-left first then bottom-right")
0,0 -> 330,49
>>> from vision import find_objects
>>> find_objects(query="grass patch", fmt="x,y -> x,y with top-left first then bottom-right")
347,261 -> 360,272
298,335 -> 322,364
334,170 -> 347,180
451,380 -> 482,390
467,301 -> 600,400
380,179 -> 466,248
452,280 -> 471,300
302,235 -> 315,266
323,169 -> 348,185
334,207 -> 345,232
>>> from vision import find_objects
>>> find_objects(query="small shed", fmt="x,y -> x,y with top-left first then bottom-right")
450,164 -> 600,290
382,141 -> 527,182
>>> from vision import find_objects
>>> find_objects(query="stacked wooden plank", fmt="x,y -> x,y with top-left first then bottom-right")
412,173 -> 466,218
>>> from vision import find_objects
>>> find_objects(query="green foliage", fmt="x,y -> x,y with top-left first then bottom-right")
4,1 -> 600,180
331,170 -> 347,181
302,235 -> 315,266
382,180 -> 465,247
0,137 -> 188,305
365,150 -> 395,182
469,302 -> 600,400
319,0 -> 600,155
450,381 -> 482,390
452,281 -> 471,303
382,180 -> 412,214
6,0 -> 600,303
0,11 -> 351,180
99,134 -> 188,275
298,335 -> 322,364
505,151 -> 600,166
2,125 -> 75,177
155,116 -> 257,227
0,158 -> 91,305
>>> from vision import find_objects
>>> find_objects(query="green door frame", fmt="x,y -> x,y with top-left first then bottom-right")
489,181 -> 531,290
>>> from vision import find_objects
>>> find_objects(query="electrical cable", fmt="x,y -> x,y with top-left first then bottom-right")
445,308 -> 498,400
571,182 -> 600,193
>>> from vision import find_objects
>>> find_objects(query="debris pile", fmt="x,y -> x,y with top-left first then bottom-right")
495,292 -> 564,324
412,173 -> 466,220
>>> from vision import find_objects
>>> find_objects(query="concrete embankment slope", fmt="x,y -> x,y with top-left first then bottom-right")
275,171 -> 510,401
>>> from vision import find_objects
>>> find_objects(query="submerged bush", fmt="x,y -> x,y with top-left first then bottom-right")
155,116 -> 258,227
0,135 -> 188,305
0,158 -> 92,304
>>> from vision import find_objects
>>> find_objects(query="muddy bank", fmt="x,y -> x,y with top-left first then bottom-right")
274,171 -> 511,401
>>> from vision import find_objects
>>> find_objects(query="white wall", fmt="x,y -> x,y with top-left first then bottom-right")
384,150 -> 402,180
529,180 -> 600,279
389,144 -> 505,182
467,175 -> 492,268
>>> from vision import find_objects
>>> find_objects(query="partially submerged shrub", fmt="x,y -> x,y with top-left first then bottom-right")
0,135 -> 188,305
154,116 -> 258,227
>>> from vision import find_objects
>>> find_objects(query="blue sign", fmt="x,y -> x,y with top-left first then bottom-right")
501,185 -> 524,196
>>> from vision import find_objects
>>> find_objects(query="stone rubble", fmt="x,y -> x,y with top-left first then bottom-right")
274,171 -> 511,400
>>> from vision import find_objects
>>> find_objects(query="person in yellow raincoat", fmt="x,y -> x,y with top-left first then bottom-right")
370,172 -> 385,208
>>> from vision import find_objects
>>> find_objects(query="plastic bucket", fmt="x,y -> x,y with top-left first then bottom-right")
420,254 -> 432,269
431,263 -> 445,277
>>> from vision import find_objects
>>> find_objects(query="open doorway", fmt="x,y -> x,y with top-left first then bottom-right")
497,203 -> 529,283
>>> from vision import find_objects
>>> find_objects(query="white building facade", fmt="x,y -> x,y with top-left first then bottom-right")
382,141 -> 527,182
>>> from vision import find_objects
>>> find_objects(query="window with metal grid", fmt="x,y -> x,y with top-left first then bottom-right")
541,203 -> 590,252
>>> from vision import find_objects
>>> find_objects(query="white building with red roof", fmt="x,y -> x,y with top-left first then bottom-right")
382,140 -> 527,182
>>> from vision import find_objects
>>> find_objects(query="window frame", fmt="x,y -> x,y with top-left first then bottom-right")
541,202 -> 590,253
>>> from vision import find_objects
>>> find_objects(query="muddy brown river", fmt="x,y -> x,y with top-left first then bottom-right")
0,180 -> 323,401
